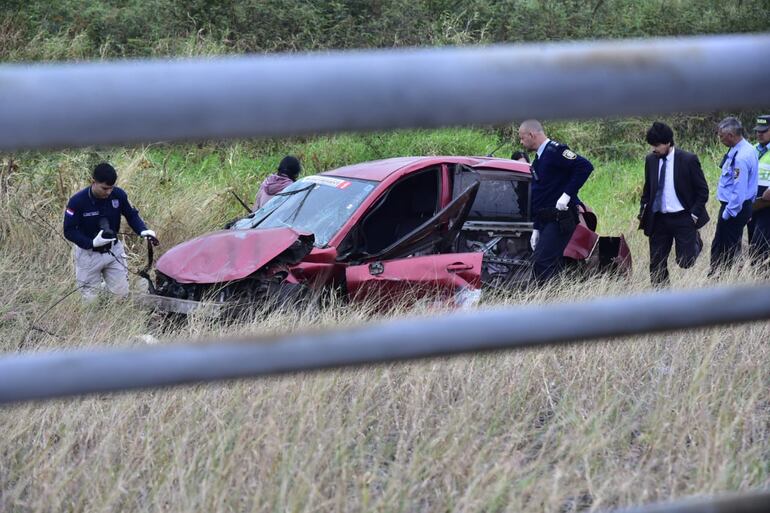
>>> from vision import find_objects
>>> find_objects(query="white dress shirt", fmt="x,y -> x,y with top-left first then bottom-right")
536,139 -> 551,159
658,147 -> 684,213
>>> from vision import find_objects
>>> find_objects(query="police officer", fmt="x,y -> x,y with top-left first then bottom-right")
63,162 -> 157,301
709,117 -> 759,275
518,119 -> 593,283
749,114 -> 770,263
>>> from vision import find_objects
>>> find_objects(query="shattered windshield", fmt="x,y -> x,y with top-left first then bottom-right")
230,176 -> 376,247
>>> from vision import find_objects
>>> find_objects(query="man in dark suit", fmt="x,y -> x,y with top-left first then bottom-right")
639,122 -> 709,286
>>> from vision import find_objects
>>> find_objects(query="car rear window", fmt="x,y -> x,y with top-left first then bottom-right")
453,169 -> 529,221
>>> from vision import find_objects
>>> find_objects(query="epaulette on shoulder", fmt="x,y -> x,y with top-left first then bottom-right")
549,141 -> 578,160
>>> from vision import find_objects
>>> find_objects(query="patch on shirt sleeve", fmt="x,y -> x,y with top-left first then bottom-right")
112,199 -> 120,208
562,149 -> 577,160
65,208 -> 75,216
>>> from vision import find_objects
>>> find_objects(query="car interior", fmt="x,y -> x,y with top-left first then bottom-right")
355,167 -> 441,255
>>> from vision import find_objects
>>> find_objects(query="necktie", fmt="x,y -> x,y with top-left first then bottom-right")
759,145 -> 768,160
653,156 -> 667,213
531,154 -> 539,181
719,151 -> 730,169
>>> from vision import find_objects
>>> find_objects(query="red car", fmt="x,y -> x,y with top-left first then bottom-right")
143,156 -> 631,314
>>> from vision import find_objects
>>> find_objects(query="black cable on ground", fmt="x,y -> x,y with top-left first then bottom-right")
19,285 -> 85,349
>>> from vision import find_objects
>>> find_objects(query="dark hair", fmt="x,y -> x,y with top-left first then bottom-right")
92,162 -> 117,185
646,122 -> 674,146
278,155 -> 301,181
511,150 -> 530,163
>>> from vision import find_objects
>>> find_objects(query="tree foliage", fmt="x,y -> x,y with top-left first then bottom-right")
2,0 -> 768,60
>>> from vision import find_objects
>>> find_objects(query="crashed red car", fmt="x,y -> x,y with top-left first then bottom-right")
142,156 -> 631,314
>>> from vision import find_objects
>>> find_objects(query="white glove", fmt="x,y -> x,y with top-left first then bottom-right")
530,229 -> 539,251
556,193 -> 571,211
92,230 -> 116,248
140,229 -> 156,239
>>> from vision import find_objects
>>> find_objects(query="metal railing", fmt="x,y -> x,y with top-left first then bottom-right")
605,491 -> 770,513
1,34 -> 768,150
2,283 -> 770,404
2,33 -> 769,512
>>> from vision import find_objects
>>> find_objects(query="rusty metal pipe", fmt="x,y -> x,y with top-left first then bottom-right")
1,283 -> 770,404
1,34 -> 769,150
605,491 -> 770,513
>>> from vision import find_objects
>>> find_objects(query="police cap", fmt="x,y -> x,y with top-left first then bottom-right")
753,115 -> 770,132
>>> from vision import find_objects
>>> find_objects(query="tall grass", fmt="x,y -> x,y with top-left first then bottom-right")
1,129 -> 769,511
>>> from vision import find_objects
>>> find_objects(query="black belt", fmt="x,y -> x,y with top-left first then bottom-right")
535,205 -> 577,223
535,206 -> 578,234
92,241 -> 115,253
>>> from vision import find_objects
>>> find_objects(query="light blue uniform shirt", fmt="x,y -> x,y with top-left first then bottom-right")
717,138 -> 759,218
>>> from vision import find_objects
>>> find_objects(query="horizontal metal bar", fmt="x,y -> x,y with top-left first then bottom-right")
1,283 -> 769,404
1,34 -> 768,150
606,491 -> 770,513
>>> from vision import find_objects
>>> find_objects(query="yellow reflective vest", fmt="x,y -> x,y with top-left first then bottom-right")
758,143 -> 770,189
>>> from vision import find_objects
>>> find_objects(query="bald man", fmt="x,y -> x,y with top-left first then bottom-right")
518,120 -> 594,283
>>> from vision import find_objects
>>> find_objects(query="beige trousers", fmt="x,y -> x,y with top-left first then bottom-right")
73,241 -> 129,301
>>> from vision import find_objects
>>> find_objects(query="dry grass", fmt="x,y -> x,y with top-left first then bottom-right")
1,151 -> 769,513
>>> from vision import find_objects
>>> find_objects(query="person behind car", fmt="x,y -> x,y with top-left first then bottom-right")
511,150 -> 530,163
63,162 -> 157,301
638,121 -> 709,287
709,117 -> 758,275
748,115 -> 770,265
253,155 -> 302,210
518,119 -> 593,284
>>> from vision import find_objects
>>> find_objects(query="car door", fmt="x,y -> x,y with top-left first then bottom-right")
345,181 -> 481,303
345,252 -> 483,305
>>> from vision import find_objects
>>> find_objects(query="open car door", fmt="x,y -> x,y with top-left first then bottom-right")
345,182 -> 482,305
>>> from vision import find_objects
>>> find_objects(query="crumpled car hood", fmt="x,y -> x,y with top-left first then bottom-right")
156,227 -> 313,284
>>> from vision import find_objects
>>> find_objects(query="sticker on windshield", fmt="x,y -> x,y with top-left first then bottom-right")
305,176 -> 352,189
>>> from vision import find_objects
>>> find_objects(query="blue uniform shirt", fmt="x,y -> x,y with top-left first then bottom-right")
530,140 -> 594,229
63,186 -> 147,249
717,138 -> 759,218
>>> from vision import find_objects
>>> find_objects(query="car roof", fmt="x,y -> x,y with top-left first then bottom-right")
323,156 -> 530,182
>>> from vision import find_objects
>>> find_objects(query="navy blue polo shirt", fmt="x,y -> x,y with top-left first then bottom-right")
531,141 -> 594,229
63,186 -> 147,249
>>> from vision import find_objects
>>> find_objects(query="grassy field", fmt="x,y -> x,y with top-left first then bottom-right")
1,128 -> 769,512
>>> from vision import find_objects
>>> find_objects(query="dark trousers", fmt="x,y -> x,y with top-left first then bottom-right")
648,211 -> 702,286
532,219 -> 575,284
710,200 -> 752,272
749,206 -> 770,264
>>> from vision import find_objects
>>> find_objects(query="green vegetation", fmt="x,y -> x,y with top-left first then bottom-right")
2,0 -> 767,60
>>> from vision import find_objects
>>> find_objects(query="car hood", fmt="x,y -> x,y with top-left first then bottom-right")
156,227 -> 314,284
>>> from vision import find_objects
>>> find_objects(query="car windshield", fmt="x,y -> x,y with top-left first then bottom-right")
230,176 -> 376,247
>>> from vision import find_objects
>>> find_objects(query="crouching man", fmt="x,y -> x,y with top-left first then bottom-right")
63,162 -> 158,301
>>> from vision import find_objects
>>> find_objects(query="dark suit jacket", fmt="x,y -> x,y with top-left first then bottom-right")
639,148 -> 710,236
